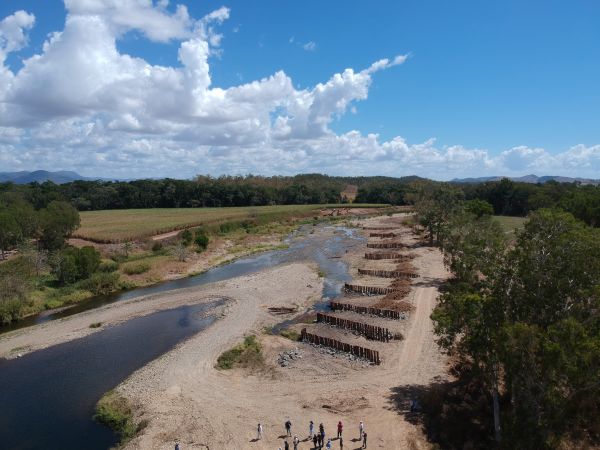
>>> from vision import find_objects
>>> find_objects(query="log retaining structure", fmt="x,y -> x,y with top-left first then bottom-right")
330,301 -> 406,320
344,283 -> 398,295
369,232 -> 396,238
301,328 -> 381,365
363,226 -> 397,231
364,252 -> 410,260
317,312 -> 392,342
357,268 -> 418,279
366,242 -> 405,249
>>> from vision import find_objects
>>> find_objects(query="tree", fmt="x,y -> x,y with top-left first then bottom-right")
39,201 -> 80,250
194,230 -> 209,252
0,210 -> 22,259
465,199 -> 494,218
408,182 -> 464,245
50,246 -> 101,285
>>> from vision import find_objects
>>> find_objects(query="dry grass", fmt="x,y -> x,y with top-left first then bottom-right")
74,204 -> 386,243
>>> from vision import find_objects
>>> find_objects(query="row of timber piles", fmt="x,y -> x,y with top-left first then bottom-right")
299,215 -> 416,366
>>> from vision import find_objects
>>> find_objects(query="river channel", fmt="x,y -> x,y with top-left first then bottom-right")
0,225 -> 364,449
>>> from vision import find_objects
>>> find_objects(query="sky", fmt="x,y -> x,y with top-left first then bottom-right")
0,0 -> 599,180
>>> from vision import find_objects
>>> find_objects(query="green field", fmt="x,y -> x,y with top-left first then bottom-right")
73,204 -> 387,243
493,215 -> 526,238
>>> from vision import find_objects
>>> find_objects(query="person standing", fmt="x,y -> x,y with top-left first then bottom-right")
285,419 -> 292,437
313,433 -> 318,449
175,442 -> 180,450
362,431 -> 367,449
359,421 -> 364,439
284,440 -> 290,450
337,421 -> 343,438
309,420 -> 315,438
293,435 -> 300,450
326,438 -> 332,449
257,422 -> 263,440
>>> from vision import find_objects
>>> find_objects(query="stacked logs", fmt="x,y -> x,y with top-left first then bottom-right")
344,283 -> 398,295
317,313 -> 392,342
367,242 -> 405,249
330,302 -> 404,319
364,252 -> 409,260
363,226 -> 396,231
301,328 -> 381,365
369,232 -> 396,238
358,268 -> 418,279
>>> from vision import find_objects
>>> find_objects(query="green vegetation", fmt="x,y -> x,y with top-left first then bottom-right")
418,189 -> 600,448
89,322 -> 102,328
121,261 -> 150,275
279,328 -> 301,341
216,335 -> 263,370
492,215 -> 526,237
94,390 -> 145,445
194,229 -> 209,252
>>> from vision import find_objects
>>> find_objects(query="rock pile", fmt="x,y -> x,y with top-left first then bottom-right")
277,348 -> 303,367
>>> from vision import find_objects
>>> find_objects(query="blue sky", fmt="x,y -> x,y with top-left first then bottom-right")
0,0 -> 599,179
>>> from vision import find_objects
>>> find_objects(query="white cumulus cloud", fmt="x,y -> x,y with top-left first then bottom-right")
0,2 -> 597,180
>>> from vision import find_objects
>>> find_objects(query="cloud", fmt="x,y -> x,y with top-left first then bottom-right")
302,41 -> 316,51
0,3 -> 597,180
0,10 -> 35,63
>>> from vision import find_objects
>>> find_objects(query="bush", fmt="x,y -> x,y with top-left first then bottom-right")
279,328 -> 300,341
179,229 -> 192,246
194,230 -> 209,252
216,335 -> 263,370
94,390 -> 140,444
151,241 -> 163,252
122,262 -> 150,275
98,259 -> 119,273
78,272 -> 120,295
0,297 -> 23,324
50,246 -> 101,285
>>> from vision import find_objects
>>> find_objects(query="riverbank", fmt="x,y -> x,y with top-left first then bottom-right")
2,208 -> 380,328
0,263 -> 322,360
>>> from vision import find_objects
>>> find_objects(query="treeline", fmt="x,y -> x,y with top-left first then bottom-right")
0,174 -> 419,211
412,187 -> 600,448
1,174 -> 600,227
461,178 -> 600,226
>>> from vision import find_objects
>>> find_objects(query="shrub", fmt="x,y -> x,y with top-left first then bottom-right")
89,322 -> 102,328
179,229 -> 193,246
216,335 -> 263,370
98,259 -> 119,273
94,390 -> 139,444
122,262 -> 150,275
151,241 -> 163,252
279,328 -> 300,341
78,272 -> 120,295
194,230 -> 209,252
0,297 -> 23,324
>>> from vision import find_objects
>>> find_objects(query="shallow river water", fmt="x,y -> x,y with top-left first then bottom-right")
0,225 -> 364,449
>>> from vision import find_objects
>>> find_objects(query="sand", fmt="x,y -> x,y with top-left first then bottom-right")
1,213 -> 450,449
117,215 -> 450,450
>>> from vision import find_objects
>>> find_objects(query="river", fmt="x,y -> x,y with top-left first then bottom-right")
0,225 -> 364,449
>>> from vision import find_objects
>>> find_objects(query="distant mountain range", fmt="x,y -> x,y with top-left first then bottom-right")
451,174 -> 600,185
0,170 -> 95,184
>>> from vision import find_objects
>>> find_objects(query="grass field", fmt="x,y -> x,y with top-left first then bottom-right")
493,215 -> 526,238
73,204 -> 387,243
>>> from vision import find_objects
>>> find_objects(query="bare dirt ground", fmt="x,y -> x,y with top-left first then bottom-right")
115,214 -> 450,450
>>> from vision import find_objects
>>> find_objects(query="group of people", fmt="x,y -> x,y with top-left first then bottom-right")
256,419 -> 368,449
